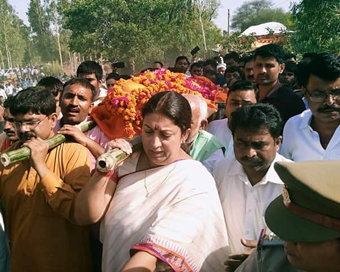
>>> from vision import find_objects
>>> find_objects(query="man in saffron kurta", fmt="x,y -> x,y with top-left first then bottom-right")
0,87 -> 92,272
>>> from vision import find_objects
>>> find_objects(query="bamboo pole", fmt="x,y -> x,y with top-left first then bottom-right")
0,121 -> 97,167
96,136 -> 142,172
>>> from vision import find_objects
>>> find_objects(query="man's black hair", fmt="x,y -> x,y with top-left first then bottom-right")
285,53 -> 297,61
120,74 -> 132,80
298,54 -> 340,88
190,62 -> 203,70
228,80 -> 256,95
224,51 -> 240,62
153,61 -> 163,67
203,59 -> 218,69
11,86 -> 56,116
302,52 -> 319,61
3,95 -> 16,110
239,53 -> 252,64
231,103 -> 282,140
283,62 -> 298,74
203,69 -> 218,77
63,77 -> 96,102
225,65 -> 241,75
106,72 -> 121,81
175,56 -> 189,65
76,61 -> 103,81
254,44 -> 285,64
243,54 -> 255,65
37,76 -> 63,97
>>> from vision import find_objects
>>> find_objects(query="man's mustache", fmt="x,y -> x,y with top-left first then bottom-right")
19,131 -> 37,142
4,128 -> 16,134
318,105 -> 340,112
241,156 -> 263,163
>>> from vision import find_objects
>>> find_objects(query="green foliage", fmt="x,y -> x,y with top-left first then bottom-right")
0,0 -> 28,68
28,0 -> 59,62
43,61 -> 63,76
291,0 -> 340,54
63,0 -> 223,71
221,32 -> 256,53
232,0 -> 291,32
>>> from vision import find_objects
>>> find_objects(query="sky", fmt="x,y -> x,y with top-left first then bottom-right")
8,0 -> 297,31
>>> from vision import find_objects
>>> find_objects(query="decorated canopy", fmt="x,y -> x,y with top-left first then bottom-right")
91,68 -> 220,139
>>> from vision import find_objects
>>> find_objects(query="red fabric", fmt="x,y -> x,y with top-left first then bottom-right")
91,103 -> 142,140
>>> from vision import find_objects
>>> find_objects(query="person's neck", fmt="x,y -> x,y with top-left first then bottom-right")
60,117 -> 85,126
94,89 -> 100,101
243,165 -> 270,186
311,117 -> 340,149
258,80 -> 278,101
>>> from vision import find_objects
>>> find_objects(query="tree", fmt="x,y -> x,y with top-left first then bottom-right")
63,0 -> 223,72
231,0 -> 290,32
221,32 -> 256,53
0,0 -> 27,68
291,0 -> 340,54
27,0 -> 58,63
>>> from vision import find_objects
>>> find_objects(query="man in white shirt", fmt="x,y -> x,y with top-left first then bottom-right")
213,103 -> 291,270
281,54 -> 340,161
206,80 -> 257,158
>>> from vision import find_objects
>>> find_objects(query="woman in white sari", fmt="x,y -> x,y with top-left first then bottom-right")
75,91 -> 230,272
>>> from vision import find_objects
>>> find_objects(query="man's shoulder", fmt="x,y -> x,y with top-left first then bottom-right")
206,118 -> 229,131
277,86 -> 304,102
57,140 -> 90,156
86,125 -> 109,142
275,152 -> 293,163
213,157 -> 239,176
285,110 -> 311,129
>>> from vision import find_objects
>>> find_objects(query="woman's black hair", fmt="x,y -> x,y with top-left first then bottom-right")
141,91 -> 192,135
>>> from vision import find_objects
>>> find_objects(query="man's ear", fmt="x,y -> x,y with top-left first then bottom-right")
199,119 -> 208,131
279,63 -> 285,74
49,113 -> 58,130
302,86 -> 308,97
275,135 -> 283,151
88,102 -> 94,115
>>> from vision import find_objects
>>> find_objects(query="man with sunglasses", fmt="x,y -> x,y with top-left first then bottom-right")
0,87 -> 92,272
281,54 -> 340,161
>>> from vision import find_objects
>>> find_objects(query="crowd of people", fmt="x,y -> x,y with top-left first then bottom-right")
0,43 -> 340,272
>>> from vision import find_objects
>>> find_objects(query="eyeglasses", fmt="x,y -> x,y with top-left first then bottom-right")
14,116 -> 48,130
305,87 -> 340,103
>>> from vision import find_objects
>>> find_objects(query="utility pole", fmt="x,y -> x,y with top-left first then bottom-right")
228,9 -> 230,36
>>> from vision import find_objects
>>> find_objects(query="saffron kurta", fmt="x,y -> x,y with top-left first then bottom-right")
0,140 -> 92,272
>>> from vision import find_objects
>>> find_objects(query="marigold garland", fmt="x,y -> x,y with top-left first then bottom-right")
103,68 -> 218,138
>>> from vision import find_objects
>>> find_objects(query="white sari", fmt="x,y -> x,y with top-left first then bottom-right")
100,153 -> 230,271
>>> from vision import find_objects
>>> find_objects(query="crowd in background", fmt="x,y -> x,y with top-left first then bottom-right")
0,43 -> 340,272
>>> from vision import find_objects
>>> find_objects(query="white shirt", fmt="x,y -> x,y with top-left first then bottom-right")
280,110 -> 340,161
54,119 -> 109,170
206,118 -> 234,158
213,153 -> 291,254
94,87 -> 107,106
